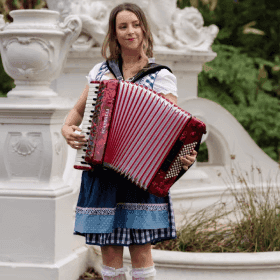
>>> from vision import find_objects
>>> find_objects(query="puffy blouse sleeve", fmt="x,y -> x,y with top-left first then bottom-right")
153,69 -> 178,97
86,62 -> 104,84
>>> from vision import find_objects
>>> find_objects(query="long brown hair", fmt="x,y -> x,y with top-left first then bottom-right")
101,3 -> 153,60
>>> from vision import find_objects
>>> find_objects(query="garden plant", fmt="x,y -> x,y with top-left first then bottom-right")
153,159 -> 280,253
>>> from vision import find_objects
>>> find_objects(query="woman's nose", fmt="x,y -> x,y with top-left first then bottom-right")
127,25 -> 134,34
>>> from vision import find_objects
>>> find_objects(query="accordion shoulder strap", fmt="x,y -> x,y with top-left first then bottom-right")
106,59 -> 172,83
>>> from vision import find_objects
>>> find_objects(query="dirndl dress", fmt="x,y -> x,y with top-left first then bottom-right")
73,61 -> 178,247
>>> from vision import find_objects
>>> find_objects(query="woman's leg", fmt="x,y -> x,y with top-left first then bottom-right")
129,243 -> 156,279
101,245 -> 124,269
129,243 -> 154,268
100,245 -> 127,279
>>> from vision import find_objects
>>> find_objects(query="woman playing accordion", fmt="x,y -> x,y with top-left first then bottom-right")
61,3 -> 197,280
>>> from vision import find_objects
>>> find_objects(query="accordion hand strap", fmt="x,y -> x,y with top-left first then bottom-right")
106,58 -> 172,83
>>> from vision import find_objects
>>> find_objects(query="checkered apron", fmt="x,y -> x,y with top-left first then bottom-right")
73,61 -> 177,246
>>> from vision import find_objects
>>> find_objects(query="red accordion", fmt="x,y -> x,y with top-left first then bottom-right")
74,80 -> 206,197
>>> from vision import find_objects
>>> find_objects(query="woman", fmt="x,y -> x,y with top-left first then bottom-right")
61,3 -> 197,280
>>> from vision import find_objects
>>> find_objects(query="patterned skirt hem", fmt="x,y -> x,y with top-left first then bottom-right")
73,230 -> 177,247
85,236 -> 177,247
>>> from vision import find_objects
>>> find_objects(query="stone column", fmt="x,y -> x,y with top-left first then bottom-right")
0,10 -> 89,280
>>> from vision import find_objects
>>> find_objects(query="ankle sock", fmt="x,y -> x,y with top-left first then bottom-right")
101,264 -> 128,279
130,265 -> 156,279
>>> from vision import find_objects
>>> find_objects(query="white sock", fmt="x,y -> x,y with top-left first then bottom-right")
130,265 -> 156,279
101,264 -> 128,279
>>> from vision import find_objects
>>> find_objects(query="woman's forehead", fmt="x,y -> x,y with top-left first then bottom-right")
116,10 -> 139,24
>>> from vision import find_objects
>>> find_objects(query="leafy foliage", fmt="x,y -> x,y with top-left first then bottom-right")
199,44 -> 280,162
0,55 -> 14,97
178,0 -> 280,62
177,0 -> 280,162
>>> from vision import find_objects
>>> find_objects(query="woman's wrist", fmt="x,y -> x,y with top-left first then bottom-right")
61,124 -> 70,137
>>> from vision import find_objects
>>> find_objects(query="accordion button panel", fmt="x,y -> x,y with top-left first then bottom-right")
164,142 -> 198,179
73,82 -> 100,170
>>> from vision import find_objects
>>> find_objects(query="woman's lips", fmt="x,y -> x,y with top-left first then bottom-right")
128,38 -> 135,41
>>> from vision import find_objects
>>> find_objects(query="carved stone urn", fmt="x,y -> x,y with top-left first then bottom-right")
0,9 -> 82,97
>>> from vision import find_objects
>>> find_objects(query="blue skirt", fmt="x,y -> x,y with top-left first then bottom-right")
73,167 -> 177,247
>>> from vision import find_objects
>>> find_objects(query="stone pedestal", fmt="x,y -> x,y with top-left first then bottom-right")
0,10 -> 89,280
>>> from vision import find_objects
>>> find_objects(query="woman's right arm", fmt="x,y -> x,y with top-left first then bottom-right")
61,85 -> 89,149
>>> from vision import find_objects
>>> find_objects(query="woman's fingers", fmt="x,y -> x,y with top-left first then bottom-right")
180,157 -> 192,166
69,140 -> 87,150
68,134 -> 87,143
182,165 -> 189,171
180,150 -> 197,169
71,125 -> 82,132
62,125 -> 88,149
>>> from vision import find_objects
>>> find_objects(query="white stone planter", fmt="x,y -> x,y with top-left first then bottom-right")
89,245 -> 280,280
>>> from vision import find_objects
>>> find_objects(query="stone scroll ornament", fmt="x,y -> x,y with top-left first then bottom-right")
46,0 -> 219,52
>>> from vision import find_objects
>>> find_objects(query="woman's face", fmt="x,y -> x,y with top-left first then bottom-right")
115,10 -> 144,53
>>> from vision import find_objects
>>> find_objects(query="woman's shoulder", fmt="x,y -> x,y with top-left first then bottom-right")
89,61 -> 107,74
147,58 -> 176,80
86,61 -> 108,83
156,68 -> 176,79
153,67 -> 178,97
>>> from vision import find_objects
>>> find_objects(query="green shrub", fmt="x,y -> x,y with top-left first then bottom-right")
198,44 -> 280,162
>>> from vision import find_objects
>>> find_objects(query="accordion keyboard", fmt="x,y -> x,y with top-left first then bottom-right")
74,82 -> 100,170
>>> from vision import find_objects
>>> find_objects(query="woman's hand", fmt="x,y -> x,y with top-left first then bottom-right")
61,125 -> 87,150
180,150 -> 197,171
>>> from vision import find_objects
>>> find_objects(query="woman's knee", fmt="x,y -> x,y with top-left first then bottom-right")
129,243 -> 154,268
101,245 -> 124,266
101,245 -> 124,256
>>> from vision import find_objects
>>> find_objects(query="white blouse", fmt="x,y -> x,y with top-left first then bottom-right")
86,58 -> 178,97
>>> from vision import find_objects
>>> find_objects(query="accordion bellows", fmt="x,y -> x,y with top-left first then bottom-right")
74,80 -> 206,197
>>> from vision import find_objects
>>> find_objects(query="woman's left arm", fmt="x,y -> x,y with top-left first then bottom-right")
155,69 -> 197,170
161,92 -> 197,170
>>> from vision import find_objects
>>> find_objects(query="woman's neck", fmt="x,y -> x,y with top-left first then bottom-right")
121,49 -> 148,66
120,48 -> 149,80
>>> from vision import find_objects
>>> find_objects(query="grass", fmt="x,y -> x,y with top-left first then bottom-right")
153,160 -> 280,253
